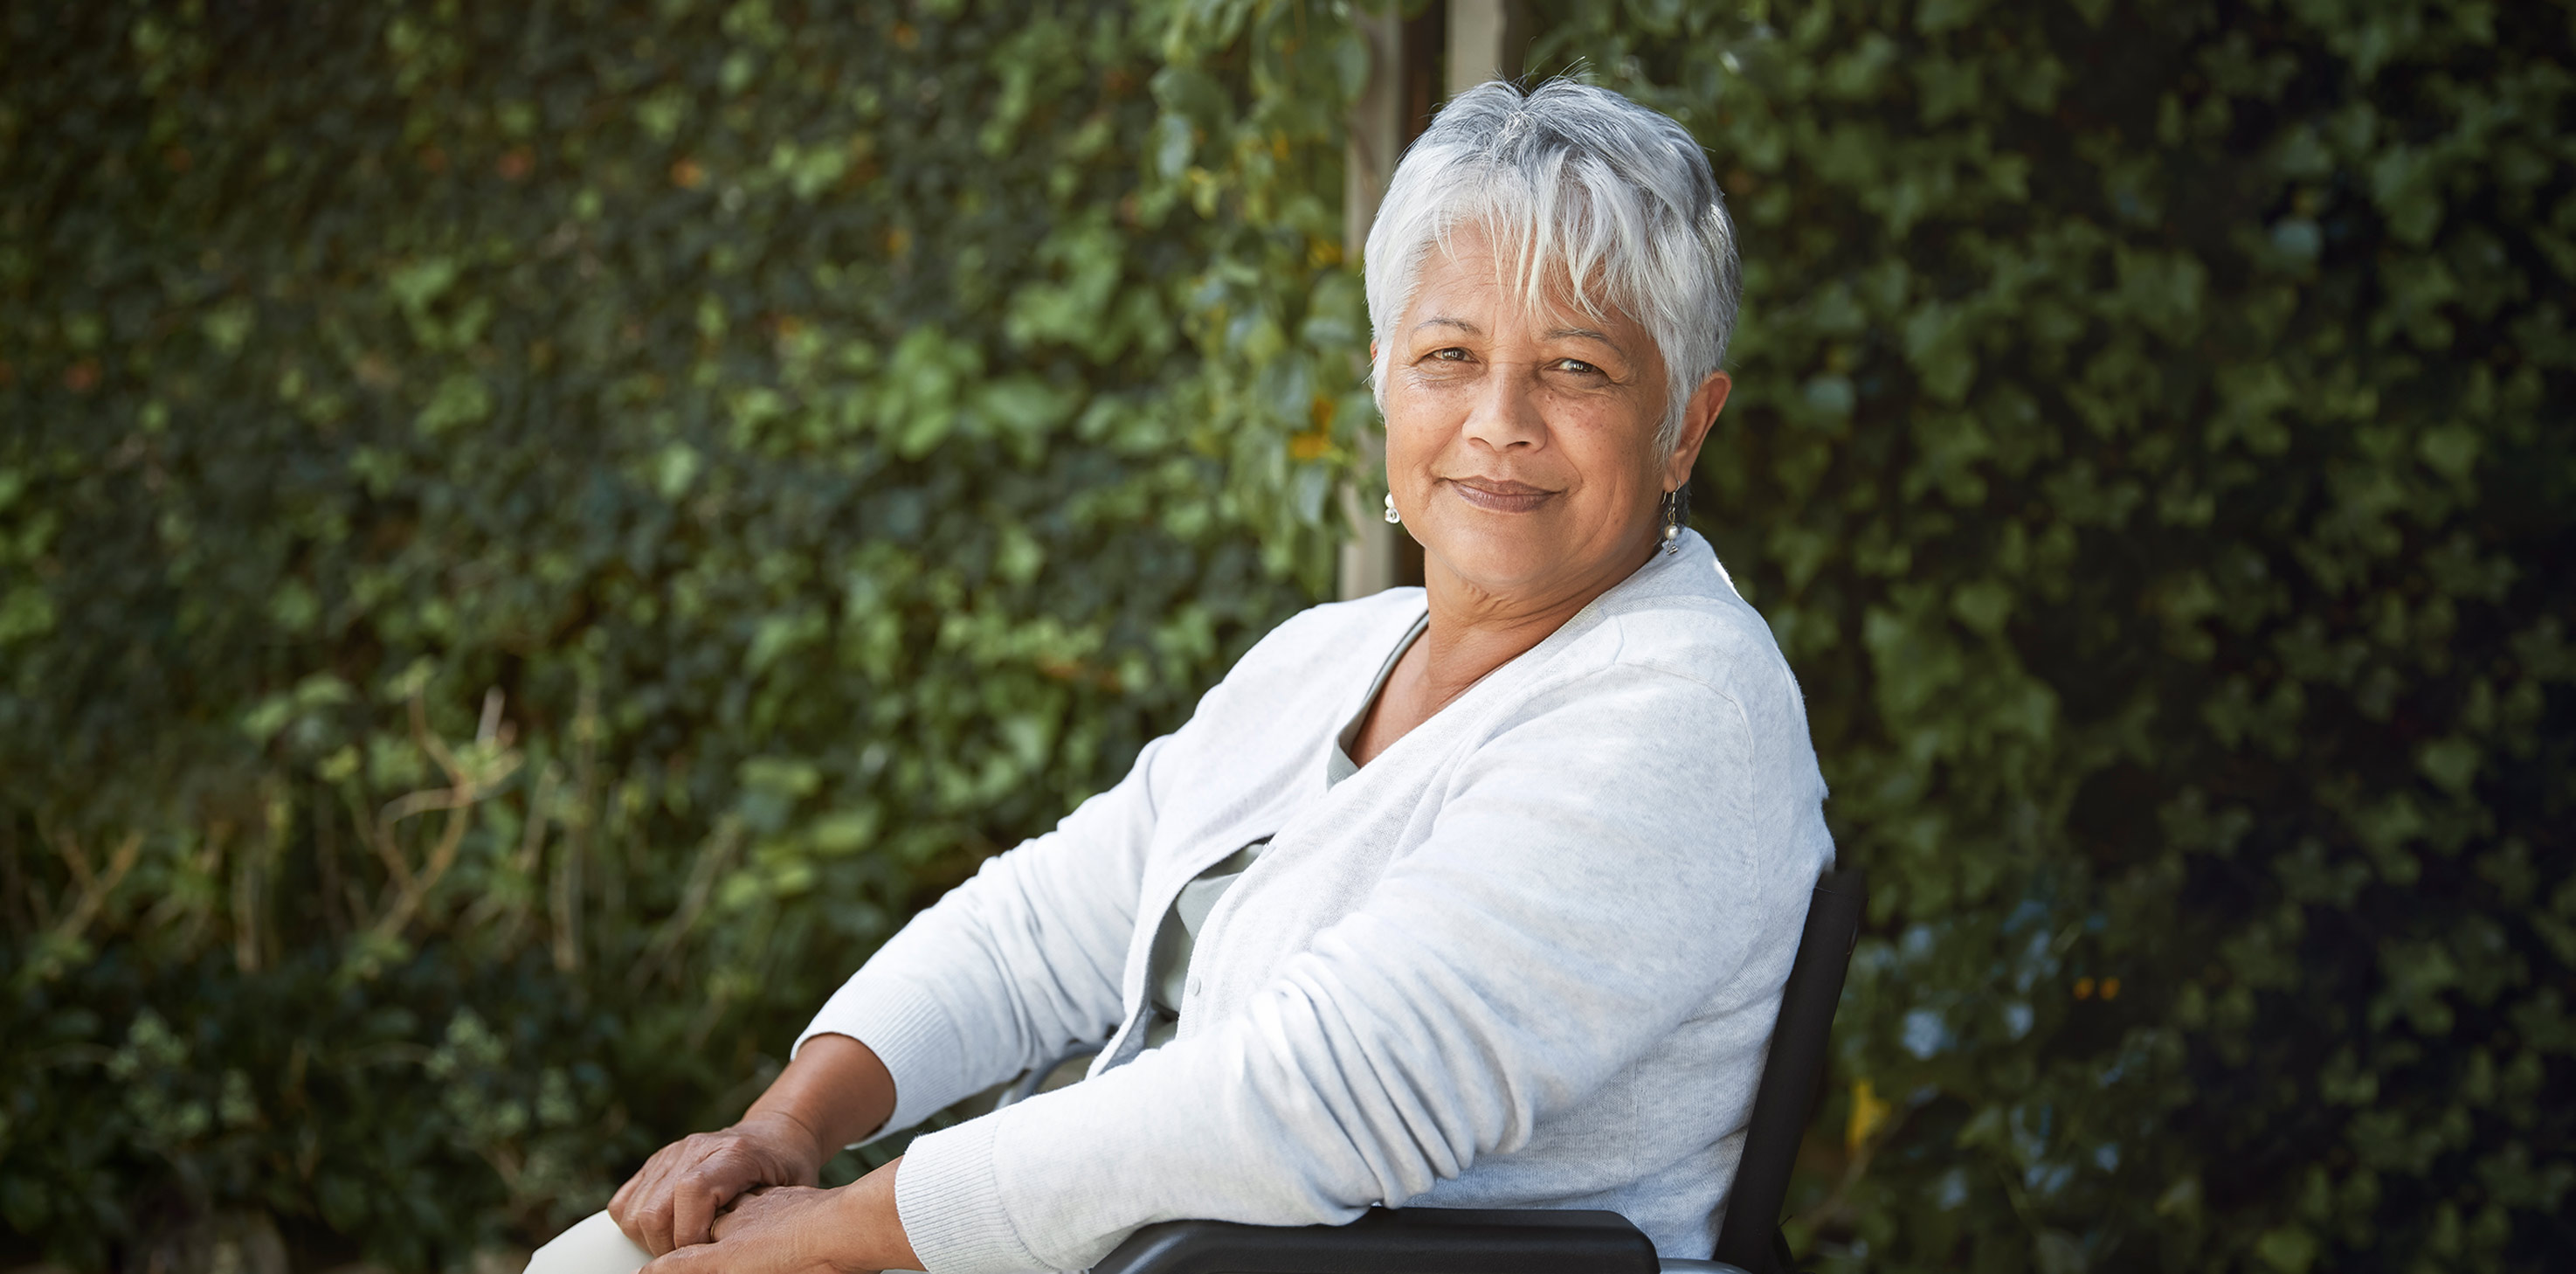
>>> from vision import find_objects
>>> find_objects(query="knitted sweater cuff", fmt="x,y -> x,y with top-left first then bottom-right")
894,1116 -> 1052,1274
794,978 -> 966,1142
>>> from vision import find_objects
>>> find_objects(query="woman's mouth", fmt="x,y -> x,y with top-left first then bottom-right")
1443,476 -> 1557,513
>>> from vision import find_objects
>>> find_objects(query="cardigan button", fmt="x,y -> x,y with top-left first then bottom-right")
1187,976 -> 1202,998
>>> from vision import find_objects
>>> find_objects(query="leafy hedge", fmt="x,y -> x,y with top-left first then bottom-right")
0,1 -> 1356,1266
1531,0 -> 2575,1270
3,0 -> 2571,1271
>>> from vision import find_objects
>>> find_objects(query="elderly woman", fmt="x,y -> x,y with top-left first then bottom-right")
533,78 -> 1832,1274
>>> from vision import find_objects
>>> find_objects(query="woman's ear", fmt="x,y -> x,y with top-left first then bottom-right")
1663,370 -> 1732,489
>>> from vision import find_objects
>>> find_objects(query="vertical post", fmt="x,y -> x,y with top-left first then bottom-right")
1342,7 -> 1406,279
1338,1 -> 1526,600
1338,6 -> 1419,601
1445,0 -> 1527,99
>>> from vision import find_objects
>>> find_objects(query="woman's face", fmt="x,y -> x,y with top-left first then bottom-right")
1379,230 -> 1728,611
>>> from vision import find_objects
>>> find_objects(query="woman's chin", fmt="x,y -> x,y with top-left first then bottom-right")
1422,532 -> 1599,598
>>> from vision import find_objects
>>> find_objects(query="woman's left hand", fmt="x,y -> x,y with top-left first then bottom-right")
645,1158 -> 920,1274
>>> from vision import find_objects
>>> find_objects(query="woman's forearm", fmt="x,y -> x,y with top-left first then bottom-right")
736,1037 -> 919,1273
834,1158 -> 924,1271
740,1031 -> 898,1161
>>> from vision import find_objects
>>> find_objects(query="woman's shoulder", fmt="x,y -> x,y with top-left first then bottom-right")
1208,586 -> 1426,702
1244,586 -> 1426,660
1578,541 -> 1807,721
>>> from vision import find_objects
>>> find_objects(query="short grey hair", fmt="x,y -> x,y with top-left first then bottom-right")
1364,79 -> 1742,451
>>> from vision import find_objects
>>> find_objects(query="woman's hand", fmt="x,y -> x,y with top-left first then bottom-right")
609,1113 -> 827,1257
610,1033 -> 901,1257
644,1160 -> 922,1274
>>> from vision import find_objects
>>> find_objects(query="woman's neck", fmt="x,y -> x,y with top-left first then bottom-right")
1349,530 -> 1662,768
1412,592 -> 1583,704
1412,532 -> 1660,710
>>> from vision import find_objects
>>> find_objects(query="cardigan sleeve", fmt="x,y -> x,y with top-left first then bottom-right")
791,730 -> 1171,1140
889,660 -> 1825,1273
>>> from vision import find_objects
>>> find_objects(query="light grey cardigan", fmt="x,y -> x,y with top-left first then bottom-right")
796,530 -> 1834,1273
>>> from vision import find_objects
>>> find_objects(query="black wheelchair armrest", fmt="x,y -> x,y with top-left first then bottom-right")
1093,1206 -> 1663,1274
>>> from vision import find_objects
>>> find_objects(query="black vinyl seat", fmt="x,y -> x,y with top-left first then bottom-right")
1091,866 -> 1868,1274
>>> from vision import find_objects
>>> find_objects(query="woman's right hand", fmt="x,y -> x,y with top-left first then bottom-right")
605,1034 -> 897,1257
607,1111 -> 828,1256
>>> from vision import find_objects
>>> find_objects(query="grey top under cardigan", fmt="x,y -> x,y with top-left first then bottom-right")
796,530 -> 1835,1273
1141,611 -> 1419,1048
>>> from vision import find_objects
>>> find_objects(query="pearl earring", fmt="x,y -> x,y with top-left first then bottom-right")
1383,491 -> 1402,524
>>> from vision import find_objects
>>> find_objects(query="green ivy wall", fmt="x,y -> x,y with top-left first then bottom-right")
3,1 -> 2568,1271
1525,1 -> 2574,1269
0,1 -> 1355,1265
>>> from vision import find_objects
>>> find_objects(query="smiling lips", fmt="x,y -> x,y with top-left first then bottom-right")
1444,475 -> 1557,513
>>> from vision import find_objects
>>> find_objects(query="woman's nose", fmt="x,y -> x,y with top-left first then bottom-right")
1458,365 -> 1547,452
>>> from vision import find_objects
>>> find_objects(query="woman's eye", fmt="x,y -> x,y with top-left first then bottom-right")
1429,347 -> 1471,362
1555,358 -> 1601,376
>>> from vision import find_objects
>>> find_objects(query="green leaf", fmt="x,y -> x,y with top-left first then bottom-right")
2255,1226 -> 2317,1274
415,372 -> 493,436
